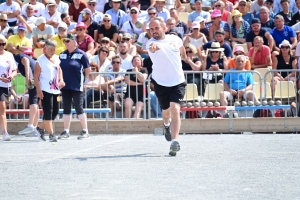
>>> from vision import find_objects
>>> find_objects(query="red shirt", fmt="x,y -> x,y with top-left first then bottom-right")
77,34 -> 94,52
248,45 -> 271,65
221,10 -> 230,23
69,1 -> 87,22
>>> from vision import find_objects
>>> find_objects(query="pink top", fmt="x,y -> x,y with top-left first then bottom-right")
77,34 -> 94,52
225,2 -> 234,12
221,10 -> 230,22
248,45 -> 271,65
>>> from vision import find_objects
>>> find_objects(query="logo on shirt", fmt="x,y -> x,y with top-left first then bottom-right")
49,66 -> 59,90
284,31 -> 288,36
169,42 -> 179,52
1,61 -> 11,79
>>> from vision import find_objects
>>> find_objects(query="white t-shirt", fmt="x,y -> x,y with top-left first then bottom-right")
136,32 -> 150,50
89,55 -> 111,72
22,2 -> 45,17
250,1 -> 262,14
0,2 -> 21,23
43,11 -> 62,33
37,54 -> 61,94
146,34 -> 184,87
0,51 -> 17,88
0,26 -> 10,37
96,0 -> 108,13
56,1 -> 69,14
121,20 -> 143,35
119,54 -> 133,70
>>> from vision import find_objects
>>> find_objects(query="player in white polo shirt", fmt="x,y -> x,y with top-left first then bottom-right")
146,17 -> 187,156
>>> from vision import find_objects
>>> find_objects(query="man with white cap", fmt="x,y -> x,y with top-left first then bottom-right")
105,0 -> 127,29
78,0 -> 103,23
121,7 -> 143,36
0,0 -> 21,27
21,0 -> 45,17
98,13 -> 118,43
154,0 -> 170,22
170,8 -> 188,37
51,22 -> 68,55
43,0 -> 62,31
128,0 -> 148,22
32,17 -> 55,48
136,22 -> 151,57
79,8 -> 99,42
7,23 -> 32,55
188,0 -> 210,29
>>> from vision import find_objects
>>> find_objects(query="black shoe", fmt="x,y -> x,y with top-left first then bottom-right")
37,127 -> 46,141
49,134 -> 58,142
77,130 -> 90,140
163,124 -> 172,142
58,131 -> 70,140
169,141 -> 180,156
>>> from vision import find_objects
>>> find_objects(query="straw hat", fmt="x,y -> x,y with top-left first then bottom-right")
208,42 -> 224,51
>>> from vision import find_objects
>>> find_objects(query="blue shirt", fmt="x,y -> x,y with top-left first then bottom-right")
231,20 -> 251,39
224,69 -> 254,90
273,0 -> 298,14
202,41 -> 233,58
242,13 -> 254,25
270,25 -> 296,47
190,0 -> 213,6
14,54 -> 36,77
78,11 -> 103,23
59,48 -> 89,91
188,11 -> 210,22
105,8 -> 127,29
156,8 -> 170,22
68,22 -> 77,33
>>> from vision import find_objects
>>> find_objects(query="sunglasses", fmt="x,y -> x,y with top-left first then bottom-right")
148,12 -> 156,15
122,38 -> 130,41
91,67 -> 96,70
64,40 -> 71,43
235,53 -> 243,55
103,19 -> 110,22
89,3 -> 96,6
186,50 -> 193,54
112,61 -> 120,64
101,40 -> 109,44
0,19 -> 7,22
58,28 -> 66,31
265,2 -> 272,4
25,54 -> 32,56
0,43 -> 6,46
215,4 -> 221,7
101,50 -> 109,53
211,51 -> 219,53
239,4 -> 246,6
281,46 -> 290,49
131,12 -> 137,14
76,28 -> 83,31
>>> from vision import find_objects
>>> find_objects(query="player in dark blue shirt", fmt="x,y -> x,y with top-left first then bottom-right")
57,34 -> 91,140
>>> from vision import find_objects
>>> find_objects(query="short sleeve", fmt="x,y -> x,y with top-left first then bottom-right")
87,35 -> 94,43
223,23 -> 230,32
248,47 -> 253,57
176,36 -> 183,48
7,35 -> 14,44
288,26 -> 296,37
247,73 -> 254,85
81,52 -> 90,69
224,72 -> 230,84
202,42 -> 211,50
295,43 -> 300,56
48,26 -> 55,36
188,13 -> 193,21
224,44 -> 232,57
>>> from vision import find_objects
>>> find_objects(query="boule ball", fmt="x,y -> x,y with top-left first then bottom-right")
207,102 -> 213,107
234,101 -> 240,106
255,101 -> 261,106
275,100 -> 282,105
181,102 -> 186,108
193,102 -> 200,107
187,102 -> 193,108
135,20 -> 143,29
214,101 -> 220,107
262,100 -> 268,106
241,101 -> 247,106
268,100 -> 274,106
248,101 -> 254,106
200,102 -> 206,107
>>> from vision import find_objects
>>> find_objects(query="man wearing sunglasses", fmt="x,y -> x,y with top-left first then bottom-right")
78,8 -> 99,42
0,0 -> 21,27
44,0 -> 61,32
238,0 -> 254,25
187,0 -> 210,29
105,0 -> 127,30
128,0 -> 148,22
7,23 -> 32,55
98,14 -> 118,43
78,0 -> 103,24
120,7 -> 143,36
0,14 -> 9,38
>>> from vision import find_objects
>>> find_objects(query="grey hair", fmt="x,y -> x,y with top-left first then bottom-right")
275,15 -> 284,21
217,1 -> 225,7
259,6 -> 269,12
150,17 -> 166,28
167,17 -> 176,23
235,55 -> 246,64
27,4 -> 34,9
45,39 -> 57,48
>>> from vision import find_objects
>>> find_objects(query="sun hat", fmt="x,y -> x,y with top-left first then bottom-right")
234,46 -> 245,54
23,47 -> 34,56
210,9 -> 222,18
231,10 -> 242,17
208,42 -> 224,51
279,39 -> 292,48
191,21 -> 200,29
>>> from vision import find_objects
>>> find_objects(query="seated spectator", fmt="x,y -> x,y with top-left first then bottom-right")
220,55 -> 257,106
188,0 -> 210,29
154,0 -> 170,22
7,23 -> 32,55
104,56 -> 126,118
184,21 -> 207,49
264,0 -> 276,16
43,0 -> 62,32
142,7 -> 157,32
246,18 -> 274,52
228,46 -> 251,70
291,0 -> 300,25
230,10 -> 251,46
250,0 -> 264,16
127,0 -> 148,23
164,0 -> 185,11
89,46 -> 111,72
98,14 -> 118,43
136,23 -> 151,58
271,40 -> 297,90
79,8 -> 99,42
96,0 -> 107,13
121,7 -> 143,36
182,43 -> 202,94
165,18 -> 183,39
75,22 -> 95,58
118,41 -> 133,70
83,62 -> 103,108
118,33 -> 137,57
214,1 -> 231,23
56,0 -> 69,14
276,0 -> 293,26
17,15 -> 35,41
258,6 -> 275,32
124,55 -> 148,118
0,0 -> 21,27
99,37 -> 116,59
190,0 -> 214,11
103,0 -> 127,13
69,0 -> 87,22
22,4 -> 37,25
200,29 -> 232,59
194,16 -> 209,38
51,22 -> 68,55
0,14 -> 9,38
222,0 -> 234,12
273,0 -> 298,16
207,9 -> 230,41
292,21 -> 300,34
32,17 -> 55,49
239,0 -> 254,25
61,13 -> 77,33
201,42 -> 228,84
78,0 -> 103,23
170,8 -> 188,37
271,15 -> 297,54
248,36 -> 272,69
21,0 -> 45,17
105,0 -> 127,30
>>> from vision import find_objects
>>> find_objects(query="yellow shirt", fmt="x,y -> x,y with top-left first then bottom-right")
7,35 -> 32,54
51,34 -> 66,55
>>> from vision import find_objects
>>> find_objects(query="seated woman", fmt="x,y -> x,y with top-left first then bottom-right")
99,37 -> 116,60
229,10 -> 251,47
228,46 -> 251,70
184,21 -> 207,50
201,42 -> 228,90
182,43 -> 202,94
207,9 -> 230,42
124,55 -> 148,118
89,46 -> 111,73
75,22 -> 96,58
272,40 -> 297,91
83,62 -> 104,108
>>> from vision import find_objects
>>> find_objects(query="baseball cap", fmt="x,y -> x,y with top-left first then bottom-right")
35,17 -> 46,26
194,0 -> 202,3
123,33 -> 131,39
168,28 -> 178,36
88,0 -> 97,2
101,37 -> 110,42
58,22 -> 68,29
215,29 -> 225,35
265,0 -> 273,3
18,23 -> 27,31
194,16 -> 204,23
112,0 -> 121,2
251,18 -> 261,24
191,21 -> 200,29
130,7 -> 139,12
64,33 -> 76,41
47,0 -> 57,6
103,14 -> 112,20
239,0 -> 247,3
76,22 -> 87,29
80,8 -> 92,15
23,47 -> 34,56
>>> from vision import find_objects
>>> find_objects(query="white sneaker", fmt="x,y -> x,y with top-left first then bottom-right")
3,133 -> 10,141
18,127 -> 35,135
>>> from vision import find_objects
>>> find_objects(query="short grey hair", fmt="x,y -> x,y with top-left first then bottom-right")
259,6 -> 269,12
235,55 -> 246,64
45,39 -> 57,48
275,15 -> 284,21
150,17 -> 166,28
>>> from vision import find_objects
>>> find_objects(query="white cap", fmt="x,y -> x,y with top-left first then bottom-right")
194,16 -> 204,23
35,16 -> 46,26
58,22 -> 67,29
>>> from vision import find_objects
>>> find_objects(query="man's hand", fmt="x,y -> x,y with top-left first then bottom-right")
230,89 -> 237,96
149,42 -> 160,53
237,89 -> 246,98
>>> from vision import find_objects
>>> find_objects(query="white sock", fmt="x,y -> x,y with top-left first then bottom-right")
83,129 -> 88,134
172,139 -> 178,143
64,129 -> 69,133
28,124 -> 34,128
164,122 -> 170,127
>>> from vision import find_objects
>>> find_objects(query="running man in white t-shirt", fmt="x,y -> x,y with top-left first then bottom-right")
146,17 -> 187,156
